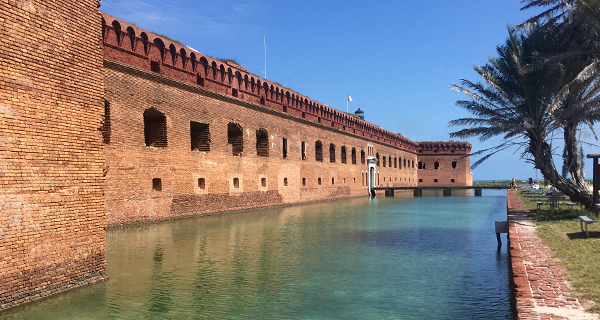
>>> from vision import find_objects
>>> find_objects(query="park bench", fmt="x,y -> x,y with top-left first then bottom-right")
579,215 -> 597,237
565,202 -> 576,209
536,201 -> 544,212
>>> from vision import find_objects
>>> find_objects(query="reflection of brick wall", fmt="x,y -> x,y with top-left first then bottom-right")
103,61 -> 420,225
416,142 -> 473,187
0,0 -> 106,311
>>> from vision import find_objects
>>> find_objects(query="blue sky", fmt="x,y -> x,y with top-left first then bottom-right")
100,0 -> 600,181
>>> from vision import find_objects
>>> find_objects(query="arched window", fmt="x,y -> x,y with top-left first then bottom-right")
127,27 -> 136,51
361,150 -> 366,164
351,147 -> 357,165
315,141 -> 323,162
394,157 -> 397,168
452,161 -> 457,169
144,108 -> 167,148
227,122 -> 243,156
376,153 -> 380,166
341,146 -> 347,164
329,143 -> 336,163
434,161 -> 440,170
190,122 -> 210,151
383,156 -> 386,167
112,20 -> 122,46
256,128 -> 269,157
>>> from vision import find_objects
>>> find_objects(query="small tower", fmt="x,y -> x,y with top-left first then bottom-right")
354,108 -> 364,120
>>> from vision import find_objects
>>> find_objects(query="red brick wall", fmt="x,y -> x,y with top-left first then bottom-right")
104,60 -> 420,225
0,0 -> 106,310
416,142 -> 473,188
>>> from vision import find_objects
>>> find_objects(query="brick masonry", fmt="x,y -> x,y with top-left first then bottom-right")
507,190 -> 598,319
0,0 -> 107,311
0,3 -> 473,311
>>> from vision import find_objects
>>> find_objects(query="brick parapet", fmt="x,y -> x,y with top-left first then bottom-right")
100,13 -> 419,152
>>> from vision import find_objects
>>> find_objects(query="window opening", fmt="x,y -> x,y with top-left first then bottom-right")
282,138 -> 288,159
351,148 -> 357,165
232,88 -> 238,97
394,157 -> 397,168
419,179 -> 423,182
190,122 -> 210,152
341,146 -> 347,164
256,128 -> 269,157
233,177 -> 240,188
434,161 -> 439,170
198,178 -> 205,189
302,178 -> 306,186
452,161 -> 457,169
227,122 -> 243,156
261,177 -> 267,187
318,178 -> 322,185
152,178 -> 162,191
376,153 -> 380,166
315,141 -> 323,162
102,100 -> 111,144
151,61 -> 161,73
329,144 -> 336,163
451,179 -> 455,183
434,179 -> 438,182
301,141 -> 307,160
284,178 -> 288,186
332,177 -> 335,184
361,150 -> 366,164
196,75 -> 204,87
144,108 -> 167,147
383,157 -> 386,167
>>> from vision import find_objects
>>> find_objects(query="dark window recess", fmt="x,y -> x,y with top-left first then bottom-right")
418,161 -> 424,169
434,179 -> 438,182
318,117 -> 321,123
260,97 -> 265,105
302,112 -> 306,118
434,150 -> 438,153
232,88 -> 238,97
376,153 -> 380,166
451,179 -> 455,183
227,122 -> 243,156
412,161 -> 415,168
351,148 -> 357,165
419,179 -> 423,182
233,178 -> 240,188
261,177 -> 267,187
361,150 -> 366,164
256,128 -> 269,157
315,141 -> 323,162
434,161 -> 440,170
301,141 -> 307,160
101,100 -> 111,144
284,178 -> 288,186
329,144 -> 336,163
383,157 -> 386,167
151,61 -> 161,73
302,178 -> 306,186
452,161 -> 457,169
404,159 -> 407,168
394,157 -> 397,168
190,122 -> 210,152
451,150 -> 455,153
283,105 -> 287,113
198,178 -> 205,189
332,177 -> 335,184
152,178 -> 162,191
341,146 -> 347,164
282,138 -> 288,159
196,75 -> 204,86
144,108 -> 167,148
318,178 -> 322,185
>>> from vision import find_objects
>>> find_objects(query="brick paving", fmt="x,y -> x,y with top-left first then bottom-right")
507,189 -> 598,320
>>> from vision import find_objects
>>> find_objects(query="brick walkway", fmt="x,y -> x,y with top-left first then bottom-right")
507,189 -> 598,320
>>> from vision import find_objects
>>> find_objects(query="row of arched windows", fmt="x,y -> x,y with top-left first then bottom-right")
102,16 -> 419,151
417,161 -> 458,170
374,153 -> 415,169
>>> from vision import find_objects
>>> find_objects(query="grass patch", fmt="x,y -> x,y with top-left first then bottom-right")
516,190 -> 600,312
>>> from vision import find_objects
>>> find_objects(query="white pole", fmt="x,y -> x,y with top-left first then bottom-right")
264,35 -> 267,80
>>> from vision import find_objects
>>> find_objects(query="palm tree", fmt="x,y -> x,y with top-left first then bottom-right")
449,26 -> 596,207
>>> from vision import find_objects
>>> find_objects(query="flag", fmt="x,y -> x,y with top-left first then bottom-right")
347,95 -> 352,102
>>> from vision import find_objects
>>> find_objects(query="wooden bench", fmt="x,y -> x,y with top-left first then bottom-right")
579,215 -> 597,237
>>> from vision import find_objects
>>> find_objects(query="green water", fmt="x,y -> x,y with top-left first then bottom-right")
1,191 -> 511,319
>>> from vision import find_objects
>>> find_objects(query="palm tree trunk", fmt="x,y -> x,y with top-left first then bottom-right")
533,139 -> 593,208
563,124 -> 588,188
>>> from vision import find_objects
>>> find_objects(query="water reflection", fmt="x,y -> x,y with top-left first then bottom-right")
1,192 -> 510,319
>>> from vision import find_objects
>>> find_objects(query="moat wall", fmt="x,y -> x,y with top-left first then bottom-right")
0,0 -> 107,310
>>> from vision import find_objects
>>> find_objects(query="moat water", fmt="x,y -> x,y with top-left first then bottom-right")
2,190 -> 511,319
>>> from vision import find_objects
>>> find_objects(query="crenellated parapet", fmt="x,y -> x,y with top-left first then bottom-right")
101,13 -> 419,152
417,141 -> 471,155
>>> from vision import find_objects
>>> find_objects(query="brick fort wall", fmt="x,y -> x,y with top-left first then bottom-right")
0,0 -> 107,311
